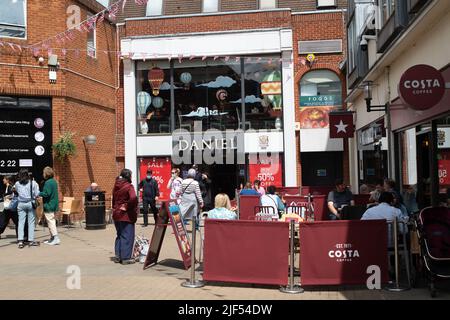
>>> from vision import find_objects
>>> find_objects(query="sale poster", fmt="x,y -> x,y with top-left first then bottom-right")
139,157 -> 172,201
438,160 -> 450,186
248,156 -> 283,189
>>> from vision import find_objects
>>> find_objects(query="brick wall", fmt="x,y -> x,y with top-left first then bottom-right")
0,0 -> 118,201
221,0 -> 257,12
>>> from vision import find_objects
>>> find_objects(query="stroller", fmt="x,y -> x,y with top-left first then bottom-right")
415,206 -> 450,297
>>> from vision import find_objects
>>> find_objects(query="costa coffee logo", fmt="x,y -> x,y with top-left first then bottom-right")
399,64 -> 445,110
328,243 -> 360,262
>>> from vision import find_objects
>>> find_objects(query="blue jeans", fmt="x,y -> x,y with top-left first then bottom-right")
114,221 -> 135,260
18,202 -> 35,242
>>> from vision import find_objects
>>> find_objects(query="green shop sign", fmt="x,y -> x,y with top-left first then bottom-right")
300,95 -> 341,107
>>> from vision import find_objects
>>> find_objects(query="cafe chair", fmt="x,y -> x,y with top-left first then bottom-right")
286,205 -> 307,220
254,206 -> 278,221
61,197 -> 83,229
236,108 -> 251,130
177,110 -> 192,131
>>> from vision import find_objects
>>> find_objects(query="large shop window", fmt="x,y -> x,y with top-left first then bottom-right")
299,70 -> 342,129
136,55 -> 283,135
0,0 -> 26,38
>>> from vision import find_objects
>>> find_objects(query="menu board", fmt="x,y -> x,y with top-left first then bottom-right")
168,204 -> 192,270
0,98 -> 52,183
143,202 -> 169,269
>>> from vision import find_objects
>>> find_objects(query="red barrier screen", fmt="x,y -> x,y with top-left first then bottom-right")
299,220 -> 389,285
203,219 -> 289,286
284,195 -> 327,221
238,195 -> 261,220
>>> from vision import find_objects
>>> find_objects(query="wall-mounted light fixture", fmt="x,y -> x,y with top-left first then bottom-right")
83,135 -> 97,145
364,81 -> 387,113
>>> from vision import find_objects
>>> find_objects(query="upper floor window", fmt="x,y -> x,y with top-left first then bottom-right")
147,0 -> 163,16
87,13 -> 96,58
95,0 -> 109,6
380,0 -> 395,26
0,0 -> 26,39
317,0 -> 336,8
203,0 -> 219,13
259,0 -> 277,10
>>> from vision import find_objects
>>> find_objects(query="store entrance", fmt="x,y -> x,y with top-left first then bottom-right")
416,131 -> 432,208
206,163 -> 239,201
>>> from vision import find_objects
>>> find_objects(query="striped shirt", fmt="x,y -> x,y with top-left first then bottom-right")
14,180 -> 40,203
181,178 -> 203,205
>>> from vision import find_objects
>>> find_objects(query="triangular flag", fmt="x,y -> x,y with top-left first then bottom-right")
213,56 -> 219,61
202,56 -> 207,61
122,0 -> 127,12
178,54 -> 183,63
189,55 -> 195,60
235,56 -> 240,62
224,56 -> 229,62
8,43 -> 16,51
61,49 -> 67,56
246,57 -> 252,63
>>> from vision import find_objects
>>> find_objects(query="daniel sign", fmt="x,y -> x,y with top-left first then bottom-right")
398,64 -> 445,110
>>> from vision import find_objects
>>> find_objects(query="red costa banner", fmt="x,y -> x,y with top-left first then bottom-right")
398,64 -> 445,110
249,156 -> 282,188
203,219 -> 289,286
299,220 -> 389,285
439,160 -> 450,185
139,157 -> 171,201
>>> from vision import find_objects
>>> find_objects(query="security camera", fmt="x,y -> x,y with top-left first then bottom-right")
360,37 -> 368,51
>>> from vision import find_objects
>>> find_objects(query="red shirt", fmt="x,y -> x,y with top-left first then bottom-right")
112,178 -> 138,223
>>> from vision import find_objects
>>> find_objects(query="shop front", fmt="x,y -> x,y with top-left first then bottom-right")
392,64 -> 450,209
122,28 -> 296,194
0,96 -> 53,184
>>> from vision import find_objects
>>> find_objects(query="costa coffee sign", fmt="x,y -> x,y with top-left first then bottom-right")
399,64 -> 445,110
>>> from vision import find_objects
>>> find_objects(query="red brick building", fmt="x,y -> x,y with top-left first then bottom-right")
117,0 -> 348,198
0,0 -> 118,200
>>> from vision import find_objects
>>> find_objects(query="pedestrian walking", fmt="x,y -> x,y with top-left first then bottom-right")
15,169 -> 40,248
38,167 -> 60,245
179,168 -> 204,227
138,169 -> 160,226
112,169 -> 138,265
167,168 -> 183,205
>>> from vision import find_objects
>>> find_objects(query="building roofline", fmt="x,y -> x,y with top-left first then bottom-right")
291,8 -> 347,16
121,27 -> 291,41
125,8 -> 291,22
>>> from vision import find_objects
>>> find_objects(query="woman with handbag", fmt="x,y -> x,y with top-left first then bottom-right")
0,176 -> 19,239
15,169 -> 40,248
112,169 -> 138,265
179,168 -> 204,228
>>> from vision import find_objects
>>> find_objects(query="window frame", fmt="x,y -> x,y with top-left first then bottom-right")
86,12 -> 97,59
258,0 -> 278,10
202,0 -> 220,13
0,0 -> 27,40
146,0 -> 164,16
380,0 -> 395,28
317,0 -> 337,9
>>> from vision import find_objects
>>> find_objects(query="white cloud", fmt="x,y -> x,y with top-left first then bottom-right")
159,82 -> 182,90
197,76 -> 236,88
231,95 -> 262,104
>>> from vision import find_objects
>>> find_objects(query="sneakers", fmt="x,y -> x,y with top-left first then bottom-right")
43,237 -> 54,244
112,256 -> 121,263
46,236 -> 60,246
18,242 -> 25,249
28,241 -> 40,247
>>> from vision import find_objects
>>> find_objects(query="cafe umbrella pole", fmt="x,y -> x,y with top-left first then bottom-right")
280,220 -> 304,294
181,215 -> 205,288
386,217 -> 409,291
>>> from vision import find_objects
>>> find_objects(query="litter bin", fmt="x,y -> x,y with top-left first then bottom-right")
84,191 -> 106,230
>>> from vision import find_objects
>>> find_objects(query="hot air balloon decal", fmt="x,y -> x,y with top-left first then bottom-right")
152,96 -> 164,109
148,67 -> 165,96
261,70 -> 282,110
136,91 -> 151,116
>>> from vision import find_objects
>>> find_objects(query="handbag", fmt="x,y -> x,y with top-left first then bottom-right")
30,181 -> 37,209
5,197 -> 18,211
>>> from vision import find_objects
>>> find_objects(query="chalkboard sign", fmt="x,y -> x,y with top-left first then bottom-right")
0,97 -> 52,183
143,202 -> 169,269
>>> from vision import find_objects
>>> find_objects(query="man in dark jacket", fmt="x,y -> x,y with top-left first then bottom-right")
112,169 -> 138,265
138,169 -> 159,227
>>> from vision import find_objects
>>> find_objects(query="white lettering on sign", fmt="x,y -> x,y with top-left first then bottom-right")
329,243 -> 360,262
403,79 -> 441,89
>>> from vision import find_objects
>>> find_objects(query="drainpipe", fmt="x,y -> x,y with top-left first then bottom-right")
385,66 -> 395,179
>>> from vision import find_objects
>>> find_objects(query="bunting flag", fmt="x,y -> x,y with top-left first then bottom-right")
213,56 -> 219,61
122,0 -> 128,11
202,56 -> 207,61
178,54 -> 183,63
61,49 -> 67,56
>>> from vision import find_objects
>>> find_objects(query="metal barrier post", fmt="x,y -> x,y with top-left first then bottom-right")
181,215 -> 205,288
280,220 -> 304,294
386,217 -> 409,291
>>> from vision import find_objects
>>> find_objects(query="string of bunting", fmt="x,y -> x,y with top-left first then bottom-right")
0,0 -> 309,65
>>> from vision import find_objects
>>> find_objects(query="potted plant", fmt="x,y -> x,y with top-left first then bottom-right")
52,132 -> 76,162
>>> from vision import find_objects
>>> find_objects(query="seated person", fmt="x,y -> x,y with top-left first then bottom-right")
260,185 -> 285,219
367,189 -> 381,209
327,179 -> 355,220
239,182 -> 261,196
361,192 -> 409,234
85,182 -> 101,192
206,193 -> 237,220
